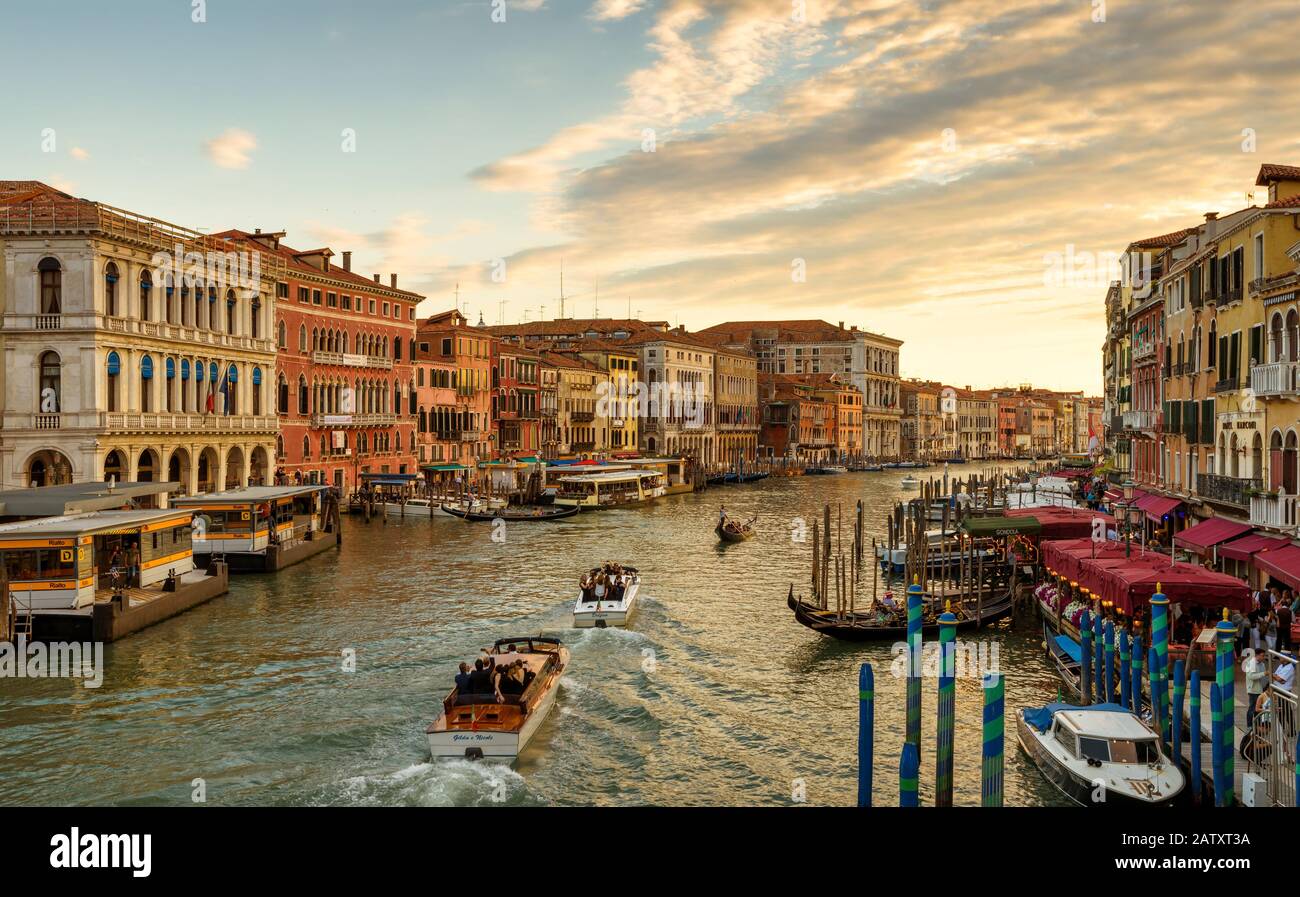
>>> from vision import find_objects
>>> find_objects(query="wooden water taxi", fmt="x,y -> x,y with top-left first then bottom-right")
441,503 -> 578,522
384,497 -> 436,518
1017,703 -> 1183,806
172,484 -> 339,573
426,636 -> 569,762
554,470 -> 666,510
573,564 -> 639,627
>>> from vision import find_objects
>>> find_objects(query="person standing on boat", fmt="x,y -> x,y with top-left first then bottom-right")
593,573 -> 607,605
126,542 -> 140,588
719,505 -> 728,528
454,662 -> 473,695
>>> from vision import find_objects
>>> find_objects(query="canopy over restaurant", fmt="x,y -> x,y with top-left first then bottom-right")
1004,506 -> 1116,541
1040,538 -> 1250,616
1134,491 -> 1184,524
1252,543 -> 1300,592
1217,532 -> 1289,563
1173,517 -> 1252,556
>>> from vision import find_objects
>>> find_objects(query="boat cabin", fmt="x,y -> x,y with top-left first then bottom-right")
624,457 -> 692,493
1031,705 -> 1163,765
0,508 -> 195,610
172,485 -> 326,559
554,470 -> 666,509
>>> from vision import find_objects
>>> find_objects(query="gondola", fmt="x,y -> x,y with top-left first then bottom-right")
786,586 -> 1013,641
440,503 -> 579,522
715,516 -> 756,543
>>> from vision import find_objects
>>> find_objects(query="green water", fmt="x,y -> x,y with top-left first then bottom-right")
0,468 -> 1069,806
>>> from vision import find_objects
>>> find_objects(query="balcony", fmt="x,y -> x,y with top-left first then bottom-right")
1213,374 -> 1240,393
98,412 -> 278,434
1199,473 -> 1261,510
1251,361 -> 1300,399
311,350 -> 393,370
309,412 -> 397,427
570,411 -> 595,422
1121,409 -> 1157,432
1251,491 -> 1300,532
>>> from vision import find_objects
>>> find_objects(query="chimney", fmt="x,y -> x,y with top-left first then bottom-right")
1203,211 -> 1219,241
342,251 -> 352,272
390,274 -> 398,288
838,321 -> 845,330
373,274 -> 380,283
254,228 -> 262,234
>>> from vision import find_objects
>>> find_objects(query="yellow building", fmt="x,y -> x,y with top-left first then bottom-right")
575,341 -> 639,455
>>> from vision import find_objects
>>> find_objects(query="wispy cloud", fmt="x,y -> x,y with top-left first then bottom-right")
69,146 -> 90,161
205,128 -> 257,170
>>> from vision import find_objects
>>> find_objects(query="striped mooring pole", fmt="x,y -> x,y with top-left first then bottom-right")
1119,628 -> 1131,710
1080,609 -> 1093,705
981,672 -> 1004,807
906,579 -> 923,753
1093,604 -> 1104,701
1211,679 -> 1225,807
1189,668 -> 1202,805
935,608 -> 958,807
1103,620 -> 1115,704
858,663 -> 873,808
899,740 -> 919,807
1151,589 -> 1170,743
1130,648 -> 1143,716
1148,646 -> 1162,741
1215,612 -> 1236,806
1171,658 -> 1185,766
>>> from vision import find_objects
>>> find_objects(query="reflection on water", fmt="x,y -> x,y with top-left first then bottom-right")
0,468 -> 1068,806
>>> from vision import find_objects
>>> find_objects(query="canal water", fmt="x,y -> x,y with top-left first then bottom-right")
0,467 -> 1069,806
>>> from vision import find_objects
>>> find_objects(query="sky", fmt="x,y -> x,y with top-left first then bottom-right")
5,0 -> 1299,394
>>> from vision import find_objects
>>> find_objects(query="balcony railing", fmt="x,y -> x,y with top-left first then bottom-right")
1214,374 -> 1240,393
570,411 -> 595,422
99,412 -> 278,433
1199,473 -> 1261,509
1121,409 -> 1157,431
309,412 -> 397,427
311,350 -> 393,370
1251,361 -> 1300,398
1251,492 -> 1300,531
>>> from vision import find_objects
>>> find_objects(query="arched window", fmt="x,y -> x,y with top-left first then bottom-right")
320,435 -> 327,457
278,319 -> 287,349
278,373 -> 289,414
39,351 -> 61,413
298,375 -> 309,415
38,257 -> 62,314
303,434 -> 312,460
298,324 -> 307,351
251,297 -> 261,339
208,286 -> 218,332
226,290 -> 237,334
276,434 -> 285,460
140,354 -> 154,412
225,364 -> 239,415
139,269 -> 153,321
181,359 -> 192,412
165,357 -> 176,412
252,366 -> 263,416
1271,312 -> 1285,362
394,382 -> 402,415
419,406 -> 427,433
1289,309 -> 1299,363
105,262 -> 120,317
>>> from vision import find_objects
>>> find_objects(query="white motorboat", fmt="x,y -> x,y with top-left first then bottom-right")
384,497 -> 436,517
573,565 -> 640,628
426,636 -> 569,763
1016,703 -> 1184,806
900,475 -> 920,489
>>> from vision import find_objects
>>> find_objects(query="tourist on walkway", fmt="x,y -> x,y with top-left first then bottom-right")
1245,649 -> 1269,731
126,544 -> 140,587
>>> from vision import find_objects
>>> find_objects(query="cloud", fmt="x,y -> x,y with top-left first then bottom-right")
205,128 -> 257,170
590,0 -> 648,20
69,146 -> 89,161
458,0 -> 1300,391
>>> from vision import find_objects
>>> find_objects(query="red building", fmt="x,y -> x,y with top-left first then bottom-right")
219,229 -> 420,492
416,310 -> 496,470
1131,297 -> 1164,486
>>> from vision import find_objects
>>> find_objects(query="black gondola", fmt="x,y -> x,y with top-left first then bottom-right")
440,503 -> 579,522
786,586 -> 1013,641
1043,620 -> 1083,700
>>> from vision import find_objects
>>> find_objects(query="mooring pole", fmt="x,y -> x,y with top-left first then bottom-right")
1215,612 -> 1236,806
906,578 -> 923,753
1103,619 -> 1115,704
1151,589 -> 1170,745
1080,608 -> 1093,705
1093,603 -> 1104,701
1148,646 -> 1162,746
1130,648 -> 1143,717
899,741 -> 919,807
1171,658 -> 1185,770
1211,681 -> 1225,807
1190,668 -> 1202,805
858,663 -> 873,808
1119,628 -> 1131,711
935,606 -> 957,807
981,672 -> 1004,807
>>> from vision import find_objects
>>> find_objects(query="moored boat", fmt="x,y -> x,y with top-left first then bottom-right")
426,636 -> 569,762
1016,703 -> 1183,806
384,497 -> 436,517
786,586 -> 1012,640
440,503 -> 579,522
554,470 -> 666,509
1043,621 -> 1083,700
573,564 -> 639,627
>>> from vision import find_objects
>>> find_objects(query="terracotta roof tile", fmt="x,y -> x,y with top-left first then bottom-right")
1256,163 -> 1300,186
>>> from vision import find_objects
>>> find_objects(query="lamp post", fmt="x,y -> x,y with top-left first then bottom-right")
1122,478 -> 1136,558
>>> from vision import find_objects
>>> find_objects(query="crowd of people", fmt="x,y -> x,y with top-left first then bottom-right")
453,644 -> 537,702
579,562 -> 635,604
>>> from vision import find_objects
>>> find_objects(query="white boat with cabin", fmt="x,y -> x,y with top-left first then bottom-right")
1016,702 -> 1184,806
426,636 -> 569,763
573,565 -> 639,628
554,470 -> 666,509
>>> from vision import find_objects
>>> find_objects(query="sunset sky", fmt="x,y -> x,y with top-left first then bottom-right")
5,0 -> 1298,393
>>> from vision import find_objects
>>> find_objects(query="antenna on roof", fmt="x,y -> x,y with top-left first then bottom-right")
594,278 -> 599,319
558,259 -> 565,319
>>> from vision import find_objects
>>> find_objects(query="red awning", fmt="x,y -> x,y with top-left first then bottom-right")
1218,532 -> 1290,563
1006,506 -> 1116,540
1253,544 -> 1300,592
1173,518 -> 1253,554
1136,493 -> 1183,523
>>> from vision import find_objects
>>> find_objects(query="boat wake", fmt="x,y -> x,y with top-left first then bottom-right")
330,759 -> 533,807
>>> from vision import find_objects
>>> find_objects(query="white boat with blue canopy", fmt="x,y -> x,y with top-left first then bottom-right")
1016,702 -> 1184,806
